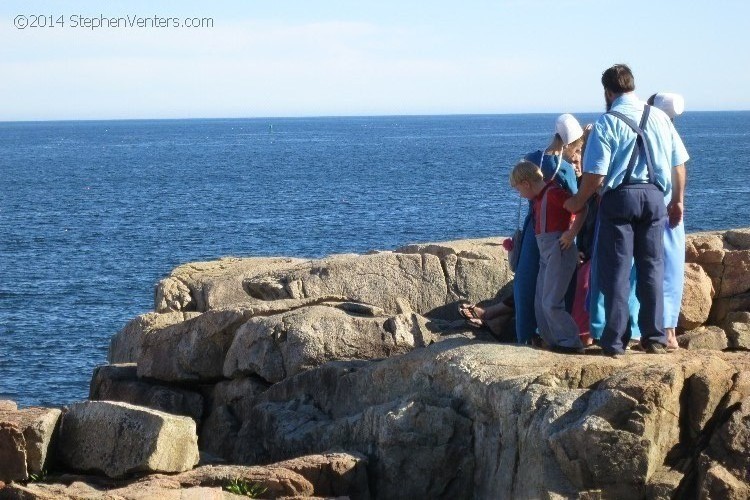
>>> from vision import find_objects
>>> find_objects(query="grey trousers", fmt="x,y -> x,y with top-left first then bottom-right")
535,232 -> 582,349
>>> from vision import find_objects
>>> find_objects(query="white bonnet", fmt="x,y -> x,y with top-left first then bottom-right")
652,93 -> 685,119
555,114 -> 584,145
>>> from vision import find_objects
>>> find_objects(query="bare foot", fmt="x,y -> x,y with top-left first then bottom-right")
460,302 -> 513,322
459,304 -> 485,320
666,328 -> 679,351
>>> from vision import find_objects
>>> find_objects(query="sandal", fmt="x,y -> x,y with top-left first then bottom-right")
459,304 -> 481,321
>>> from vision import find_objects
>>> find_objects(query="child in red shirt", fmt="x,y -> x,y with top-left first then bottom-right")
510,160 -> 587,353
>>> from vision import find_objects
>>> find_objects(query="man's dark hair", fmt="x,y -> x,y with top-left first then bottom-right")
601,64 -> 635,94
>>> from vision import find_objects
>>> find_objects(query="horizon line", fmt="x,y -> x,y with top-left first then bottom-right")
1,108 -> 748,125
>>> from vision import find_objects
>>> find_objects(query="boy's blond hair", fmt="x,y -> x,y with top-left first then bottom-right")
510,160 -> 544,187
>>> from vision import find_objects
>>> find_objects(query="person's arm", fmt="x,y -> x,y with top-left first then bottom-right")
563,173 -> 604,214
667,164 -> 686,228
560,204 -> 587,250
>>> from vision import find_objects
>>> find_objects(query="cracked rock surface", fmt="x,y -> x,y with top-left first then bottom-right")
226,342 -> 748,499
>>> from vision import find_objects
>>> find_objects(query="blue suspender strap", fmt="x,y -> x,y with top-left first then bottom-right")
607,105 -> 657,186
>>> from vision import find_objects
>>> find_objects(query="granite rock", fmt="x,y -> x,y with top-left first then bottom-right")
223,305 -> 439,383
0,422 -> 26,482
58,401 -> 199,478
89,363 -> 204,423
228,341 -> 744,499
679,263 -> 715,330
109,311 -> 201,364
0,406 -> 61,478
726,312 -> 750,350
676,326 -> 728,351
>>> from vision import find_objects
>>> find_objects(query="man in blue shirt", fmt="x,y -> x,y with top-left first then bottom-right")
564,64 -> 689,356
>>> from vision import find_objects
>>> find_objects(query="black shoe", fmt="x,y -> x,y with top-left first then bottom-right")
644,342 -> 668,354
601,348 -> 625,358
530,335 -> 545,349
551,345 -> 585,355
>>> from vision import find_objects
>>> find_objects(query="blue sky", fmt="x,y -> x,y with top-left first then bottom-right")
1,0 -> 747,120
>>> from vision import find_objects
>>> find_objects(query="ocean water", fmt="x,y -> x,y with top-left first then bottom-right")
1,112 -> 749,407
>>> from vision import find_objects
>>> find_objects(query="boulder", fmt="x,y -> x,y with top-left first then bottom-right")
243,252 -> 449,317
685,232 -> 725,265
395,238 -> 513,318
176,464 -> 314,498
0,406 -> 61,477
676,326 -> 728,351
679,263 -> 714,330
726,320 -> 750,350
725,228 -> 750,250
89,364 -> 204,423
136,298 -> 355,383
109,311 -> 201,364
58,401 -> 199,478
273,452 -> 370,499
0,422 -> 26,482
229,340 -> 745,499
646,467 -> 684,500
223,305 -> 439,383
137,308 -> 252,383
720,250 -> 750,298
155,276 -> 195,313
155,257 -> 308,313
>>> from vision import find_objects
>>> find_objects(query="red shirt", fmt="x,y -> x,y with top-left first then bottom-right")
533,183 -> 573,234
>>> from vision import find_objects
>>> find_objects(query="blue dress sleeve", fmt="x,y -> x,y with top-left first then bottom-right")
524,150 -> 578,194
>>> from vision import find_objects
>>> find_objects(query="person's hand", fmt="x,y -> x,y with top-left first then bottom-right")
502,238 -> 514,252
559,230 -> 575,250
667,201 -> 683,228
563,196 -> 582,214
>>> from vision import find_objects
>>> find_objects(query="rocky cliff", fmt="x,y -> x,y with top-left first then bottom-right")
2,230 -> 749,499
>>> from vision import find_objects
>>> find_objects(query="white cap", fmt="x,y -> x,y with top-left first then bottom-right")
652,93 -> 685,119
555,114 -> 584,145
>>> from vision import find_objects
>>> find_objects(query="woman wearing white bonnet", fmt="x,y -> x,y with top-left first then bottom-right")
554,113 -> 585,174
648,91 -> 687,350
648,92 -> 685,120
510,114 -> 585,343
459,114 -> 584,344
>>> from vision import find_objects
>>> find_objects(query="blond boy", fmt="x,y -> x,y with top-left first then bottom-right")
510,160 -> 587,353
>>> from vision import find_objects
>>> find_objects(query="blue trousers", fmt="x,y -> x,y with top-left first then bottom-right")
597,184 -> 667,354
589,260 -> 641,341
513,213 -> 538,343
535,232 -> 583,348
